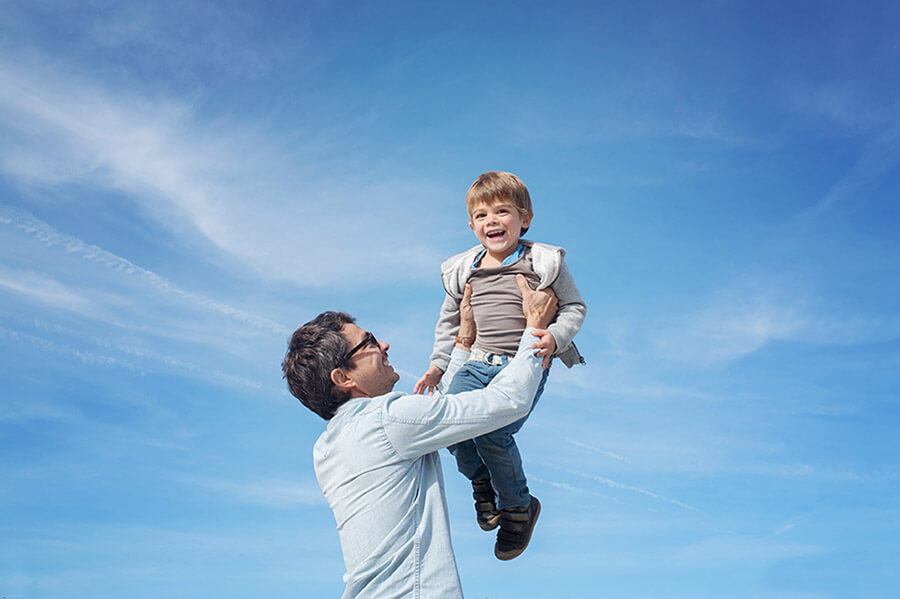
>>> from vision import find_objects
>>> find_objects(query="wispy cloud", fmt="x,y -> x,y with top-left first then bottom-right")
501,89 -> 759,149
0,323 -> 265,394
544,465 -> 698,512
801,124 -> 900,219
755,592 -> 830,599
672,533 -> 825,569
569,440 -> 633,464
0,325 -> 140,372
0,394 -> 79,424
651,277 -> 809,365
582,472 -> 699,512
770,522 -> 799,538
529,476 -> 581,492
650,271 -> 900,365
176,474 -> 325,508
1,205 -> 288,335
0,54 -> 448,288
0,265 -> 98,316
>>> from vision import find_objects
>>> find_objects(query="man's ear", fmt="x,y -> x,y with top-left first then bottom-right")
331,367 -> 355,394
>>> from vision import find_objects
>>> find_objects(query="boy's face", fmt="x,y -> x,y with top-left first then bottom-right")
469,199 -> 532,260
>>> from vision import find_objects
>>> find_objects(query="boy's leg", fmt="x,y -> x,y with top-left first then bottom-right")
473,366 -> 550,509
445,362 -> 496,481
445,360 -> 505,531
478,367 -> 551,560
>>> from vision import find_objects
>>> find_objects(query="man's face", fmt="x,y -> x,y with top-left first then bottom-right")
338,323 -> 399,397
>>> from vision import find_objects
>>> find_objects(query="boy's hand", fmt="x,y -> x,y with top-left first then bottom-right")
414,366 -> 444,395
530,329 -> 557,370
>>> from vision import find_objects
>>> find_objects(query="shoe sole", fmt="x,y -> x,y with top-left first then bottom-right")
494,496 -> 541,561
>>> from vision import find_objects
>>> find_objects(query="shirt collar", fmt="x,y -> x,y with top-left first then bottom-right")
473,243 -> 525,268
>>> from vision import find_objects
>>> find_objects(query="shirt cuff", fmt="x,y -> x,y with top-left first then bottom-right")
517,327 -> 540,359
449,345 -> 470,364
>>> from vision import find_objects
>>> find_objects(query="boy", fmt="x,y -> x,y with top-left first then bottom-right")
414,171 -> 586,560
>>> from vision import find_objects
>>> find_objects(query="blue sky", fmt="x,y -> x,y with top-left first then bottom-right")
1,1 -> 899,597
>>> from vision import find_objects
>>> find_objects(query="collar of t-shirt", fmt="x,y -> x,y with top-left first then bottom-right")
473,243 -> 525,269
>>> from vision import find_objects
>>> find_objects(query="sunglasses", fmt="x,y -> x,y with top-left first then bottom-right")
336,332 -> 379,368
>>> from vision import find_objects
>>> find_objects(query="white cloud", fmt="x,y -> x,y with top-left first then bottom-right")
1,205 -> 288,335
544,464 -> 698,512
0,395 -> 77,423
0,325 -> 139,371
177,474 -> 325,508
0,56 -> 450,289
0,265 -> 97,315
671,533 -> 825,570
801,124 -> 900,218
529,476 -> 580,492
652,278 -> 809,365
650,272 -> 900,365
582,472 -> 699,511
755,593 -> 830,599
569,440 -> 632,464
0,323 -> 266,394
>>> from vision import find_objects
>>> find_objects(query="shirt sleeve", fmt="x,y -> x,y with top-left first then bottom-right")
382,328 -> 544,460
429,292 -> 460,372
547,255 -> 586,351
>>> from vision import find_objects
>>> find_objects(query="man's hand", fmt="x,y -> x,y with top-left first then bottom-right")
517,274 -> 558,330
530,329 -> 557,370
517,274 -> 559,369
458,283 -> 475,339
414,366 -> 444,395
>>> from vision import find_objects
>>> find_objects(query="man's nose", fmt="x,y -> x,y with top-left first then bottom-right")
379,340 -> 390,352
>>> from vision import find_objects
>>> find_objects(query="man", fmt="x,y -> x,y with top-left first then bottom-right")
282,276 -> 557,598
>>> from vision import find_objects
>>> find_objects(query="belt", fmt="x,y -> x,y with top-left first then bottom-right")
467,347 -> 512,366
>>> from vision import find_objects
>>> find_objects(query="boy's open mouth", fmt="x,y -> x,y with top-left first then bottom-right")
486,230 -> 505,239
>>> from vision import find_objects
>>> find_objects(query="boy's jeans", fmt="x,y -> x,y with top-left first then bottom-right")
446,356 -> 550,510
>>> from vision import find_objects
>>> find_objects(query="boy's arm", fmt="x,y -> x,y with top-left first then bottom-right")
547,256 -> 586,352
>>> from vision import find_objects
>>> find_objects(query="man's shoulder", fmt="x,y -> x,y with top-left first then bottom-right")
315,393 -> 406,453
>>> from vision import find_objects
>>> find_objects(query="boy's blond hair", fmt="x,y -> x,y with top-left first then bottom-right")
465,171 -> 533,235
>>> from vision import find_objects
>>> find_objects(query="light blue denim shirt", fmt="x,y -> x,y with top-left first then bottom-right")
313,329 -> 545,598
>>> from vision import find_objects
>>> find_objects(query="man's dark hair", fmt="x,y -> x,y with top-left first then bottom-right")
282,311 -> 356,420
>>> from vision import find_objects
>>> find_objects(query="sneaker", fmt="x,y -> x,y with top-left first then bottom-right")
494,495 -> 541,561
471,479 -> 501,531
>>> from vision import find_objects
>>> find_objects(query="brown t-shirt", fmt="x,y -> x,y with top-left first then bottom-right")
468,247 -> 541,356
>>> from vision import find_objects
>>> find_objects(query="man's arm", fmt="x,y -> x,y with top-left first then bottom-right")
383,277 -> 557,459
